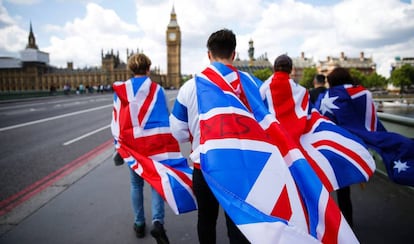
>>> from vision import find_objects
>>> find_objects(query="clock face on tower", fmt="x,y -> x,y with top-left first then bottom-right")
168,32 -> 176,41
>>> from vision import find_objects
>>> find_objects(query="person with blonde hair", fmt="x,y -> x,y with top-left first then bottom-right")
112,53 -> 172,244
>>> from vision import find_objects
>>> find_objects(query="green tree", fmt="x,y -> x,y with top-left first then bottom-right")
299,67 -> 317,89
366,72 -> 387,88
390,64 -> 414,93
349,68 -> 368,86
253,68 -> 273,82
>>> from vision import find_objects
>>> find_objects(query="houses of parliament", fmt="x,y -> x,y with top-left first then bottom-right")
0,7 -> 182,93
0,7 -> 376,93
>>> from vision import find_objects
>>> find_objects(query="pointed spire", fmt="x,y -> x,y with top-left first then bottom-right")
26,21 -> 38,49
168,4 -> 178,28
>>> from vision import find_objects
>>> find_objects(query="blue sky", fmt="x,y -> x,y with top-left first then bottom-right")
1,0 -> 413,78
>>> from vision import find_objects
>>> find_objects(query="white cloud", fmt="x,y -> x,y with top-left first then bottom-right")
0,3 -> 26,52
132,0 -> 266,74
333,0 -> 414,47
248,0 -> 414,78
43,3 -> 140,68
4,0 -> 41,5
1,0 -> 413,78
0,24 -> 26,51
0,2 -> 16,26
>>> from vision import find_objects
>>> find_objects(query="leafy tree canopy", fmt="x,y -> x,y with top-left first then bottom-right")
253,68 -> 273,82
390,64 -> 414,93
299,67 -> 317,89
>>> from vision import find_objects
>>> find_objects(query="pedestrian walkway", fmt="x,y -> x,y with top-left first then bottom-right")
0,146 -> 413,244
0,147 -> 227,244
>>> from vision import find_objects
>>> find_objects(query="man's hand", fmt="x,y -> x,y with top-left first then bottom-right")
113,151 -> 124,166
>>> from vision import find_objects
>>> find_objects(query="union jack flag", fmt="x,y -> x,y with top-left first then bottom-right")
111,77 -> 197,214
196,63 -> 358,243
320,85 -> 414,187
260,75 -> 376,191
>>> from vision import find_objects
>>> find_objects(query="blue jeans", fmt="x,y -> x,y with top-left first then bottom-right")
128,166 -> 165,225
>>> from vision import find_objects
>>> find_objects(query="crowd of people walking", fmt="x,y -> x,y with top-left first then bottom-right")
110,28 -> 414,244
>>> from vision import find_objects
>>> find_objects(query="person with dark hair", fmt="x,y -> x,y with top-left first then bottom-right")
322,67 -> 414,188
261,57 -> 372,231
324,67 -> 355,227
273,54 -> 293,74
309,74 -> 327,109
326,67 -> 355,87
170,28 -> 250,244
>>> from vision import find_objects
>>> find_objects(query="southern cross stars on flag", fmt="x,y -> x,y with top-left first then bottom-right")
260,74 -> 376,192
320,84 -> 414,187
394,160 -> 410,173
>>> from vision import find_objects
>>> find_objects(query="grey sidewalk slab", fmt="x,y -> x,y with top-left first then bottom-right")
0,152 -> 227,244
351,174 -> 414,243
0,146 -> 413,243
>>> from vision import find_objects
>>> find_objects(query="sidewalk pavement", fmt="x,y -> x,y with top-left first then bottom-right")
0,146 -> 227,244
0,145 -> 413,244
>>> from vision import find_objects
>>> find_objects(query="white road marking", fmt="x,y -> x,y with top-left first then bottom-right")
63,124 -> 111,146
0,104 -> 112,132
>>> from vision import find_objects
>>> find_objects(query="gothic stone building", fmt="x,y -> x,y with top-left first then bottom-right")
317,51 -> 376,76
233,45 -> 316,83
291,52 -> 315,82
1,10 -> 377,93
0,8 -> 182,93
233,39 -> 272,74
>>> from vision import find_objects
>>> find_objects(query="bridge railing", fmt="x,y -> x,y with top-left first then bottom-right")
378,112 -> 414,138
373,113 -> 414,190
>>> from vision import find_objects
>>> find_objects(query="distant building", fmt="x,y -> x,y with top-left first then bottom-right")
389,56 -> 414,92
21,22 -> 49,64
291,52 -> 315,82
1,13 -> 379,93
233,47 -> 315,82
0,24 -> 167,93
317,51 -> 376,76
233,39 -> 272,74
391,56 -> 414,70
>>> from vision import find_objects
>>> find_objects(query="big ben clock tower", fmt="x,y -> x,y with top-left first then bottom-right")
166,6 -> 181,89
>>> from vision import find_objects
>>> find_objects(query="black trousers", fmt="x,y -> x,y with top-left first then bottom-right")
193,168 -> 250,244
337,186 -> 353,227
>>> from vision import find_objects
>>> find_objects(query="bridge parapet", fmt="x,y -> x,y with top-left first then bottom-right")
378,112 -> 414,138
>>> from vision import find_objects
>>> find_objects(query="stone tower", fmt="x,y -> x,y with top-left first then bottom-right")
166,5 -> 181,89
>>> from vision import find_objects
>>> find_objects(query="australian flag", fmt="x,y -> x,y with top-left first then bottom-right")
196,62 -> 358,243
260,74 -> 376,191
320,84 -> 414,187
111,77 -> 197,214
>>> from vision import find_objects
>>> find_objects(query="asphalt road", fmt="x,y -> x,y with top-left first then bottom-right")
0,91 -> 413,244
0,91 -> 178,207
0,94 -> 112,204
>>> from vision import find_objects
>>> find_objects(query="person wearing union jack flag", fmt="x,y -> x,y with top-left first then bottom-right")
111,53 -> 172,244
171,30 -> 362,242
260,57 -> 374,230
170,29 -> 250,244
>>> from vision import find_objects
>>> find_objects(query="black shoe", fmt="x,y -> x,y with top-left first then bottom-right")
150,221 -> 170,244
133,223 -> 146,238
